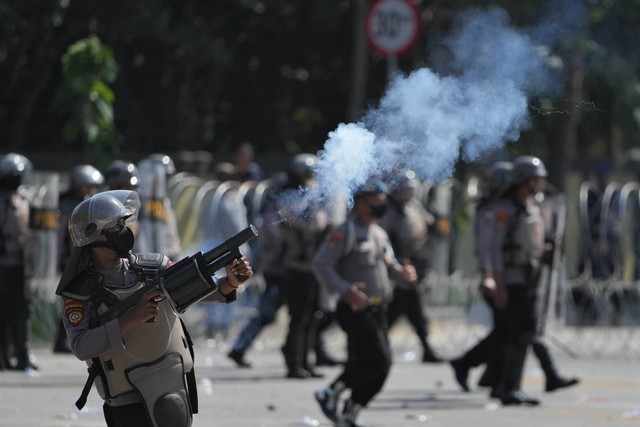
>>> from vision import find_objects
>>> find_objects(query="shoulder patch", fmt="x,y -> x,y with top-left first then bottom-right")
328,230 -> 344,247
495,210 -> 509,228
64,298 -> 85,326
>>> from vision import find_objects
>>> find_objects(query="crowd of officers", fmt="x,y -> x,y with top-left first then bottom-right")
0,149 -> 580,427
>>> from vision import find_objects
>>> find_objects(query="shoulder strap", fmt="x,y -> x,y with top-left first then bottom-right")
343,220 -> 357,255
180,318 -> 199,414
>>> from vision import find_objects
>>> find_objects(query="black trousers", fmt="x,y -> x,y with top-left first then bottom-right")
334,301 -> 392,406
461,294 -> 508,388
103,402 -> 153,427
497,285 -> 537,393
386,286 -> 429,349
0,266 -> 30,368
283,270 -> 319,371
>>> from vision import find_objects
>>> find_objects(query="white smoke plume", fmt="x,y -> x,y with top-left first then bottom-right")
311,7 -> 554,211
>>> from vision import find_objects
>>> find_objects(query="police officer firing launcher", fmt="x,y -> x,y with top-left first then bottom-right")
56,190 -> 254,427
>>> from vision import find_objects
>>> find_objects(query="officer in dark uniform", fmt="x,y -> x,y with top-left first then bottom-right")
53,164 -> 104,353
451,161 -> 579,397
378,170 -> 441,363
56,190 -> 253,427
0,153 -> 37,371
313,180 -> 417,427
488,156 -> 549,405
279,153 -> 330,378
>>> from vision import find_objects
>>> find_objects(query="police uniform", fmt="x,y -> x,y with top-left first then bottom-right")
378,183 -> 440,363
485,156 -> 550,405
312,181 -> 410,426
449,191 -> 510,392
57,190 -> 247,427
0,171 -> 33,370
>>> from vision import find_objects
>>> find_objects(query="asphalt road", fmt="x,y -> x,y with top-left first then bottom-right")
0,325 -> 637,427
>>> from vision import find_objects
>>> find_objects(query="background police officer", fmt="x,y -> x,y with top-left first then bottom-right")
312,180 -> 417,427
279,153 -> 330,378
378,170 -> 441,363
0,153 -> 37,371
489,156 -> 548,405
450,161 -> 513,393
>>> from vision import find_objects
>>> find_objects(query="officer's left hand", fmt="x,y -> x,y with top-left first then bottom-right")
401,261 -> 417,284
226,256 -> 253,287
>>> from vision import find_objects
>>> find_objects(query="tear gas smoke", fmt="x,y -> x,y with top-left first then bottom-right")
290,7 -> 561,216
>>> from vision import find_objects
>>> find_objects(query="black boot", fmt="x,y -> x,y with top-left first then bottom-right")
532,341 -> 580,392
421,343 -> 442,363
449,358 -> 470,392
495,344 -> 538,406
227,349 -> 252,368
545,376 -> 580,392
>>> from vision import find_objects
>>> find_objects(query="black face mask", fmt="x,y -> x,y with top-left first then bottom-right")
94,226 -> 135,258
369,203 -> 388,219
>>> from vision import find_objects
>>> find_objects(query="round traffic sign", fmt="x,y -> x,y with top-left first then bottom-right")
365,0 -> 421,57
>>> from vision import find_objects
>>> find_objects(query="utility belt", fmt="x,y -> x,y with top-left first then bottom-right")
368,295 -> 385,306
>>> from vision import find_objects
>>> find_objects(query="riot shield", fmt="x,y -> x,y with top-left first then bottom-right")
536,186 -> 567,331
27,171 -> 60,296
136,159 -> 182,259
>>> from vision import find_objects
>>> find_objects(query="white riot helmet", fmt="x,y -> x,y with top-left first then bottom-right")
70,164 -> 105,189
145,153 -> 176,176
69,190 -> 140,248
0,152 -> 32,190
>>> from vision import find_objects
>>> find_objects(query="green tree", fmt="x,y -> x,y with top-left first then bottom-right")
55,35 -> 120,169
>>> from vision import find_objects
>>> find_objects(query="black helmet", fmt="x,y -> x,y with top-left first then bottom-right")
0,153 -> 32,189
288,153 -> 318,180
512,156 -> 547,185
390,169 -> 419,191
145,153 -> 176,176
70,164 -> 105,189
105,160 -> 139,189
488,161 -> 513,191
354,179 -> 388,198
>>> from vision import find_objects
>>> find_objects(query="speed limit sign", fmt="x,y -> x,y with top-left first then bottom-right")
366,0 -> 421,57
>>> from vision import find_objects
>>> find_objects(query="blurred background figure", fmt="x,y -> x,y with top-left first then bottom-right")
0,153 -> 37,371
227,173 -> 289,368
135,153 -> 182,261
278,153 -> 332,378
53,164 -> 104,354
105,159 -> 139,191
378,169 -> 441,363
449,161 -> 513,393
231,142 -> 265,183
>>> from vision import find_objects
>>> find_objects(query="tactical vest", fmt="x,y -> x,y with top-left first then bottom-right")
66,254 -> 197,427
93,279 -> 194,399
505,202 -> 545,267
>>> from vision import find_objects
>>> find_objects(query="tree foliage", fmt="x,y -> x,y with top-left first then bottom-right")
1,0 -> 640,183
55,35 -> 120,169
